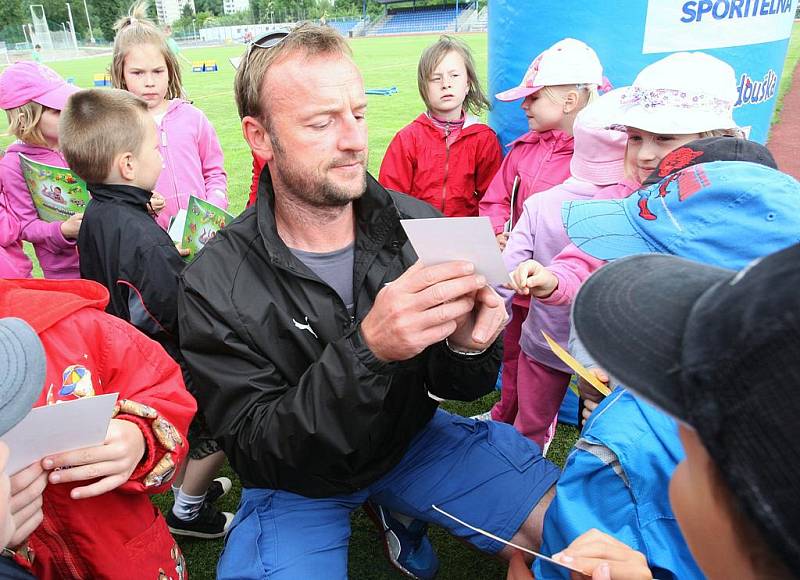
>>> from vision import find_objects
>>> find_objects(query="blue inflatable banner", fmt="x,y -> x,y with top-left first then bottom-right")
489,0 -> 798,145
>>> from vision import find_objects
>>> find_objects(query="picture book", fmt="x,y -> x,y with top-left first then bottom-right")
19,154 -> 90,223
179,195 -> 234,260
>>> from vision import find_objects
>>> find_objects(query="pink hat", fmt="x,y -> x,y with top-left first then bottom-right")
0,62 -> 79,111
569,91 -> 627,186
496,38 -> 604,102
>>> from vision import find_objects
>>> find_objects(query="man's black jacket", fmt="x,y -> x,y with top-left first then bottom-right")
178,170 -> 502,497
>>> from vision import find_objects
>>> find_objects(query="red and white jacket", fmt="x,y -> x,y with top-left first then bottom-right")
0,278 -> 196,580
379,113 -> 502,217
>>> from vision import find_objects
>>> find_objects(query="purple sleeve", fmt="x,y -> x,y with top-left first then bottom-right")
539,243 -> 606,306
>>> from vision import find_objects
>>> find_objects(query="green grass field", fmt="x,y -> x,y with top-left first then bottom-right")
2,26 -> 798,579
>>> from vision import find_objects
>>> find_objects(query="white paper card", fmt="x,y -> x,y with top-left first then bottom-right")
168,209 -> 187,244
1,393 -> 118,475
400,217 -> 510,286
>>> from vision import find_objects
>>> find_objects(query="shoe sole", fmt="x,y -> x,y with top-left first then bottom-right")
363,504 -> 430,580
168,512 -> 234,540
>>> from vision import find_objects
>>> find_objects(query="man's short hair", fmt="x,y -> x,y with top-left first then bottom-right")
233,23 -> 352,125
59,88 -> 149,184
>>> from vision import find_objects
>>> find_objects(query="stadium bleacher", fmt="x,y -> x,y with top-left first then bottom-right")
327,18 -> 360,36
371,5 -> 460,35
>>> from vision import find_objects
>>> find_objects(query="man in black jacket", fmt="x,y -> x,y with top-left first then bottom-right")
179,24 -> 560,579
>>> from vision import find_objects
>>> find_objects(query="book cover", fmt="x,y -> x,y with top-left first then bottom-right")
19,154 -> 90,223
181,196 -> 234,260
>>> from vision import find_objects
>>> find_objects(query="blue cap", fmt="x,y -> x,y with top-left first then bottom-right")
563,161 -> 800,269
0,318 -> 44,436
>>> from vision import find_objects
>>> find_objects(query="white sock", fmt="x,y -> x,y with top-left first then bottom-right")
171,488 -> 207,522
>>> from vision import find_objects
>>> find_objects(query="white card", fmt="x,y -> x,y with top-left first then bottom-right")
400,217 -> 511,286
168,209 -> 187,244
1,393 -> 118,475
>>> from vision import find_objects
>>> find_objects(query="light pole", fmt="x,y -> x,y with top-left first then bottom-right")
66,3 -> 78,49
191,19 -> 196,39
82,0 -> 94,43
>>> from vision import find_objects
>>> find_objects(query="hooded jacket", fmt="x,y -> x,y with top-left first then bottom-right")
0,278 -> 195,580
178,169 -> 502,497
379,113 -> 502,217
479,130 -> 574,234
77,182 -> 187,352
0,142 -> 78,279
153,99 -> 228,230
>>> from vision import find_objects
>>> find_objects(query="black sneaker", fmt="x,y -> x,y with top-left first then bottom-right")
205,476 -> 232,505
166,501 -> 234,539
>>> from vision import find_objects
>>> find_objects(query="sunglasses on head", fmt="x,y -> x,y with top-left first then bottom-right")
244,30 -> 290,62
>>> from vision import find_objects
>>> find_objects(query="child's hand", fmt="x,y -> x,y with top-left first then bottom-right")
148,191 -> 166,215
582,399 -> 599,423
578,368 -> 609,404
552,529 -> 653,580
60,213 -> 83,239
175,243 -> 191,257
43,419 -> 145,499
510,260 -> 559,298
8,462 -> 47,547
495,232 -> 509,251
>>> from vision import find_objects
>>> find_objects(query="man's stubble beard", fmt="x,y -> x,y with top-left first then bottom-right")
270,132 -> 368,209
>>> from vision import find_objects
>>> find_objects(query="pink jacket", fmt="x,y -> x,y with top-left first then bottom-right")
0,142 -> 78,278
153,99 -> 228,229
503,178 -> 620,371
479,129 -> 574,234
541,178 -> 641,307
0,189 -> 32,278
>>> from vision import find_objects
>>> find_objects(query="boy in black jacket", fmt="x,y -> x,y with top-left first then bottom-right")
59,88 -> 233,540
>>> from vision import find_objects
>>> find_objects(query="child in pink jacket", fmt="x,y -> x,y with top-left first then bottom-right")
512,53 -> 742,307
496,95 -> 632,447
0,62 -> 81,279
112,11 -> 228,230
478,38 -> 606,423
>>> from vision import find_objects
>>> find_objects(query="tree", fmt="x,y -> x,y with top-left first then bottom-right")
195,0 -> 223,16
90,0 -> 127,42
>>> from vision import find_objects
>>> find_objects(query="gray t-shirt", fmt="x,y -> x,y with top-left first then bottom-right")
290,243 -> 355,315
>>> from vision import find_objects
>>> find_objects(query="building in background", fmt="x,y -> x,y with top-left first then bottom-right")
155,0 -> 196,24
223,0 -> 250,14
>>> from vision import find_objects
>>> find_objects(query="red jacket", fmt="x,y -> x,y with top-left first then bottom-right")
379,113 -> 502,217
0,278 -> 196,580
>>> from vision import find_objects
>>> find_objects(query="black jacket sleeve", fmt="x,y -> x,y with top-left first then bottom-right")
425,339 -> 502,401
128,242 -> 186,336
179,281 -> 403,487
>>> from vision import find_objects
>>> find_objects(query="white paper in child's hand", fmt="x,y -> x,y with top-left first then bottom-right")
168,209 -> 187,244
1,393 -> 118,475
400,217 -> 511,286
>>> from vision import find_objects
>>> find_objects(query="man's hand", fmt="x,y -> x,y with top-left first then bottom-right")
8,462 -> 47,547
360,261 -> 486,362
495,232 -> 509,251
149,191 -> 166,215
43,419 -> 145,499
552,528 -> 653,580
60,212 -> 83,239
510,259 -> 559,298
447,285 -> 508,352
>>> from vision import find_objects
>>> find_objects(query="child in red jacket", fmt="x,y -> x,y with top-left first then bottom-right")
0,278 -> 196,579
379,35 -> 502,217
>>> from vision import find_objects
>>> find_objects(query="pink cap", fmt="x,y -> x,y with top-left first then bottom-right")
0,62 -> 79,111
569,91 -> 627,186
496,38 -> 604,102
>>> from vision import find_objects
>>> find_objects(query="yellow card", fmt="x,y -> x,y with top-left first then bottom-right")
541,331 -> 611,397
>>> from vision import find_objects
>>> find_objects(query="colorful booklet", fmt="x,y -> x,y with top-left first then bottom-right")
19,154 -> 90,223
173,195 -> 234,261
